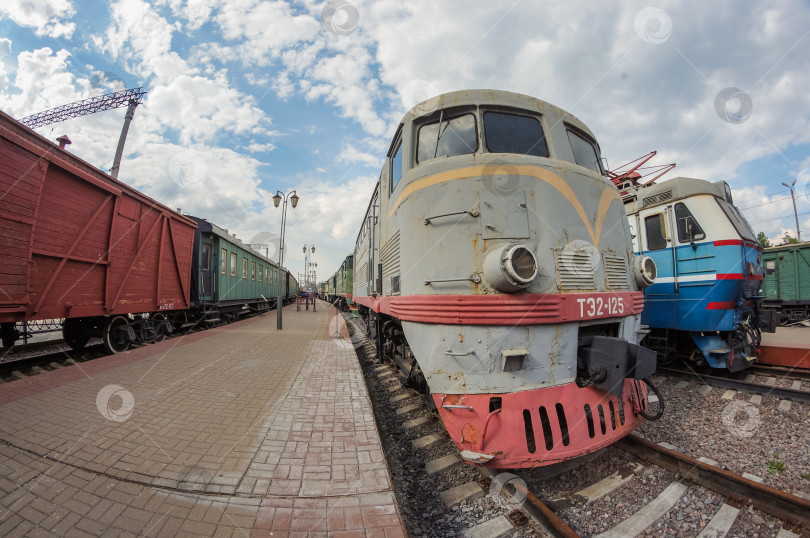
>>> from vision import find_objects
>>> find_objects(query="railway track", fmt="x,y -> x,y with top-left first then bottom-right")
0,314 -> 262,384
347,315 -> 809,537
658,365 -> 810,404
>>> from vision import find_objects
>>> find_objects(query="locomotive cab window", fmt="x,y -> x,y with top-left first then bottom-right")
390,129 -> 403,192
417,111 -> 477,163
483,111 -> 548,157
220,248 -> 227,274
674,202 -> 705,243
230,252 -> 237,276
644,213 -> 668,251
566,128 -> 603,175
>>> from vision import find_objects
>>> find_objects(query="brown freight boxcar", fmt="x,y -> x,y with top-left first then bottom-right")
0,109 -> 196,353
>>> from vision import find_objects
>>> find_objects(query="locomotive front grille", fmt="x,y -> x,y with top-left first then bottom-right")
604,256 -> 630,290
556,251 -> 596,289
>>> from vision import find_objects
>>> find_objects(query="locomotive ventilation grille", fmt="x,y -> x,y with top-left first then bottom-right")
556,251 -> 596,289
380,231 -> 401,294
603,256 -> 629,290
356,262 -> 369,289
642,190 -> 673,207
521,385 -> 648,454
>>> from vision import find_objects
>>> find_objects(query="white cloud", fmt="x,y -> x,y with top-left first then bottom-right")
337,142 -> 380,168
146,73 -> 270,144
0,0 -> 76,39
0,47 -> 79,116
244,141 -> 276,153
215,1 -> 322,65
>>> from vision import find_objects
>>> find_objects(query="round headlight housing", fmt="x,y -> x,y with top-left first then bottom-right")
634,255 -> 657,288
483,244 -> 538,293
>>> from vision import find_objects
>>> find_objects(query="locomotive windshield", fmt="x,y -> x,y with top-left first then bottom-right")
674,202 -> 705,242
716,198 -> 757,242
567,129 -> 603,175
483,112 -> 549,157
417,112 -> 477,162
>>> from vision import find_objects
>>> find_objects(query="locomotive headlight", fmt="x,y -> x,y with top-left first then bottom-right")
483,244 -> 538,293
634,255 -> 657,288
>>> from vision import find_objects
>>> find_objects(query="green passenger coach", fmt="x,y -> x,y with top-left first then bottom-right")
190,216 -> 297,322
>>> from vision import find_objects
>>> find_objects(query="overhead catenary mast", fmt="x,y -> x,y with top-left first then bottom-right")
19,87 -> 147,178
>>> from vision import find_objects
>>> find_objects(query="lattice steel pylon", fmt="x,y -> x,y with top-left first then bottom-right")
18,88 -> 147,178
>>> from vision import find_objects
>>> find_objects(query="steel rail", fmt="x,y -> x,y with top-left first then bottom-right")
748,364 -> 810,382
658,366 -> 810,403
618,433 -> 810,527
476,467 -> 580,538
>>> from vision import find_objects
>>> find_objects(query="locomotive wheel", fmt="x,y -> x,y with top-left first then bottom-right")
152,313 -> 168,343
103,315 -> 132,354
1,322 -> 17,348
62,318 -> 90,351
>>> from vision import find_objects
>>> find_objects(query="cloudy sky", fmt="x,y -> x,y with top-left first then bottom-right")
1,0 -> 809,277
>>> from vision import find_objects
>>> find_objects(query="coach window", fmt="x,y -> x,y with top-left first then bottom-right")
566,128 -> 603,175
417,111 -> 477,163
390,141 -> 403,192
259,265 -> 263,282
221,248 -> 227,274
674,202 -> 705,243
644,213 -> 668,251
243,258 -> 248,279
230,252 -> 237,276
252,262 -> 256,280
484,111 -> 548,157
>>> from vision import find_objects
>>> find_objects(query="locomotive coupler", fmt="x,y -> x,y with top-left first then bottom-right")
577,336 -> 657,397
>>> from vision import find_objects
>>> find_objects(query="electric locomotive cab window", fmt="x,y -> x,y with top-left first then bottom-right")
566,128 -> 603,175
674,202 -> 705,242
644,213 -> 668,251
417,111 -> 477,163
221,248 -> 227,274
716,198 -> 757,242
230,252 -> 237,276
483,111 -> 549,157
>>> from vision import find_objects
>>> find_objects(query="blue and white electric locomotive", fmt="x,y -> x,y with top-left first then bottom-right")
624,177 -> 778,371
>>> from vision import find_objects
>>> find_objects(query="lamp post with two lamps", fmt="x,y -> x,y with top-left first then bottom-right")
273,190 -> 299,330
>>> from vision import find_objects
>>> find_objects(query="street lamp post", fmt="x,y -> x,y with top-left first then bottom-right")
273,190 -> 299,329
782,180 -> 802,242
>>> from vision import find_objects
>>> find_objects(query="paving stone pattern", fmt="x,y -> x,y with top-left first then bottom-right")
0,303 -> 406,536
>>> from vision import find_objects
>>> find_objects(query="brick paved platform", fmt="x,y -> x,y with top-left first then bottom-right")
0,302 -> 406,537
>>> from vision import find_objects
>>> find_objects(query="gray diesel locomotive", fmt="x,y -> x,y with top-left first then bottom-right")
347,90 -> 661,468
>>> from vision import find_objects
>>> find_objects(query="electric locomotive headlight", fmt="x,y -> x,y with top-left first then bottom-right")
634,255 -> 657,288
483,244 -> 538,293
